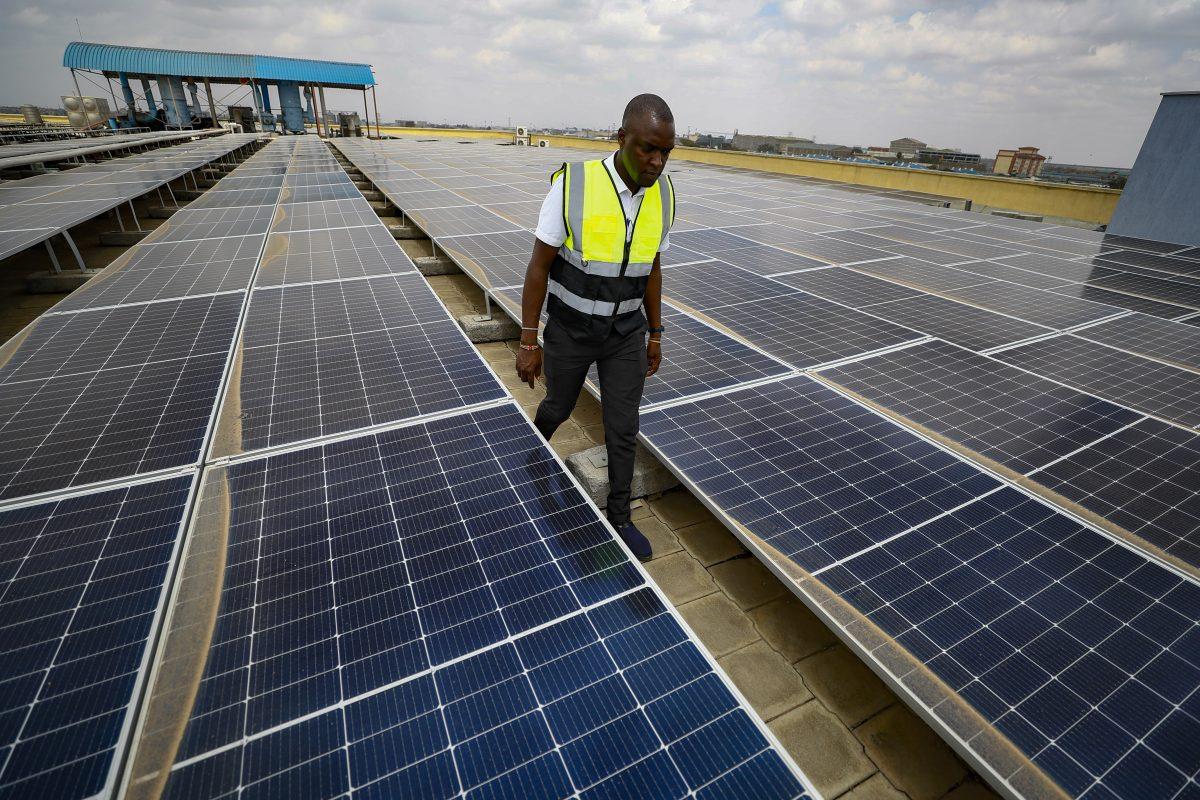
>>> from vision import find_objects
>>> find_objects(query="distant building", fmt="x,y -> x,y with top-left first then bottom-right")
782,141 -> 857,159
731,132 -> 814,153
889,137 -> 927,158
694,133 -> 730,149
866,146 -> 898,160
994,146 -> 1047,177
917,147 -> 982,168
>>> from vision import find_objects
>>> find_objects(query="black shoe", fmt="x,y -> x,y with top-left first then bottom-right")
614,521 -> 653,562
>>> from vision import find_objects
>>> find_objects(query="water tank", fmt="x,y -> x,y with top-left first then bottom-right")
339,113 -> 362,137
61,95 -> 112,130
20,105 -> 43,125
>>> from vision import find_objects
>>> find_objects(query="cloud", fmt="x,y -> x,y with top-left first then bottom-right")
2,0 -> 1198,165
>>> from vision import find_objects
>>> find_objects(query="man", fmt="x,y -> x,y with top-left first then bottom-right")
516,94 -> 675,561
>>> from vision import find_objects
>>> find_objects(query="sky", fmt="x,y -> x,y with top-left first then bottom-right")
2,0 -> 1199,167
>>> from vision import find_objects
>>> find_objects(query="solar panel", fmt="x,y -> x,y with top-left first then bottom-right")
143,204 -> 275,244
216,274 -> 505,454
135,404 -> 810,800
994,335 -> 1200,428
772,266 -> 925,307
659,244 -> 709,266
817,485 -> 1200,799
187,187 -> 280,210
584,306 -> 793,408
255,225 -> 416,286
850,257 -> 994,291
864,293 -> 1052,352
820,339 -> 1141,474
778,237 -> 895,266
48,234 -> 265,313
670,228 -> 761,254
719,223 -> 823,247
0,475 -> 193,800
1094,249 -> 1200,277
941,281 -> 1124,329
713,244 -> 827,276
270,197 -> 381,233
662,261 -> 797,308
277,181 -> 362,205
1072,313 -> 1200,372
406,205 -> 523,238
438,230 -> 534,289
1048,282 -> 1196,319
0,294 -> 241,500
1090,272 -> 1200,309
640,375 -> 1000,573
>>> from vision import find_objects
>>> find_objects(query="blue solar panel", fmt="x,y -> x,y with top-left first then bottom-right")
0,475 -> 193,800
818,486 -> 1200,799
821,340 -> 1141,474
640,375 -> 1000,572
140,404 -> 808,799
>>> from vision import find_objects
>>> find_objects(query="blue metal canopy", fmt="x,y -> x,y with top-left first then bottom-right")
63,41 -> 375,88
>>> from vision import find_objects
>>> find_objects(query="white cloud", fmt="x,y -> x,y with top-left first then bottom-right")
2,0 -> 1198,165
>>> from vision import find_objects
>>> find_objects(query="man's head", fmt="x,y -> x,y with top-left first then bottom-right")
617,94 -> 675,188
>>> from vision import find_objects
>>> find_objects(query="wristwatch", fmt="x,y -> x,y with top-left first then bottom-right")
648,326 -> 665,335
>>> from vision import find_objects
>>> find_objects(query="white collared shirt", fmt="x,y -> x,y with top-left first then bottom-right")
534,151 -> 670,252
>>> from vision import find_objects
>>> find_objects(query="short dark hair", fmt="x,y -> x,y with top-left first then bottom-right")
622,94 -> 673,128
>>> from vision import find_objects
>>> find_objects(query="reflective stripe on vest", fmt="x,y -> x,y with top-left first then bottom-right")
548,278 -> 646,317
559,159 -> 671,285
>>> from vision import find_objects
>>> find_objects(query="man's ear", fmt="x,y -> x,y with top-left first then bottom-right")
617,127 -> 626,147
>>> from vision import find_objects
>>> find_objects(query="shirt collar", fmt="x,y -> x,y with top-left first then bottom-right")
603,151 -> 645,199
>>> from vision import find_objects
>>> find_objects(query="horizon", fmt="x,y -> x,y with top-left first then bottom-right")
4,1 -> 1199,169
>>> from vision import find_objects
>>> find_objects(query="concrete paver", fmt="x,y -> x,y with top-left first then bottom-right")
710,556 -> 788,610
797,645 -> 895,728
635,515 -> 682,560
677,592 -> 760,657
643,551 -> 716,605
750,595 -> 840,663
674,518 -> 747,567
840,773 -> 911,800
770,701 -> 877,799
648,488 -> 710,529
717,640 -> 811,721
941,778 -> 1002,799
857,704 -> 968,800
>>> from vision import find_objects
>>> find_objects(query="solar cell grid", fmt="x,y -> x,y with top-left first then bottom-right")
208,175 -> 285,192
188,187 -> 280,210
817,486 -> 1200,799
640,375 -> 1000,573
1090,271 -> 1200,309
483,199 -> 543,230
225,276 -> 505,453
1073,313 -> 1200,372
144,203 -> 275,244
662,260 -> 798,308
865,293 -> 1052,352
270,197 -> 379,233
1048,282 -> 1196,320
586,307 -> 793,407
713,244 -> 828,275
942,281 -> 1124,329
659,244 -> 709,266
256,225 -> 416,286
670,228 -> 762,254
820,339 -> 1141,474
778,237 -> 896,266
49,234 -> 264,313
278,181 -> 361,205
407,204 -> 523,238
938,259 -> 1084,290
850,257 -> 994,292
994,335 -> 1200,428
772,266 -> 926,307
0,476 -> 193,800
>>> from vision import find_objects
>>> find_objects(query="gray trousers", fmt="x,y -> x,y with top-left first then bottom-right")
534,319 -> 647,526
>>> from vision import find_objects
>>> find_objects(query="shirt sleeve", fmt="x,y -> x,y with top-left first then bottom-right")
534,175 -> 567,248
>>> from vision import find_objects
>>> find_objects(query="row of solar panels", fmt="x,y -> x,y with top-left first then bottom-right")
0,130 -> 228,171
0,138 -> 813,800
0,132 -> 264,262
331,137 -> 1200,800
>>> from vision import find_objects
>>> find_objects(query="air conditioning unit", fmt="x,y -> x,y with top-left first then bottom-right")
515,137 -> 528,146
537,139 -> 550,147
515,125 -> 529,137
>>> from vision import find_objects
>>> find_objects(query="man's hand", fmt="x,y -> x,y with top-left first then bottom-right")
646,339 -> 662,377
516,347 -> 543,388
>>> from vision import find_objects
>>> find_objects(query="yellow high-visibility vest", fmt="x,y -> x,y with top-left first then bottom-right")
546,158 -> 674,320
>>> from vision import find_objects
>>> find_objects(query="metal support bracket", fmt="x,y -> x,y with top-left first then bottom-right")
43,239 -> 62,274
61,230 -> 87,272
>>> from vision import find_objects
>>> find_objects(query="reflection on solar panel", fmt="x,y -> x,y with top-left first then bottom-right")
1073,312 -> 1200,371
586,306 -> 793,407
641,375 -> 999,572
270,197 -> 380,233
865,293 -> 1051,352
256,225 -> 416,286
219,274 -> 505,453
941,281 -> 1123,329
1048,282 -> 1196,319
818,486 -> 1200,799
0,294 -> 241,500
714,244 -> 827,275
438,230 -> 534,288
662,261 -> 797,308
995,335 -> 1200,428
850,257 -> 993,292
773,266 -> 925,307
49,234 -> 264,312
1090,272 -> 1200,309
820,340 -> 1140,474
0,475 -> 192,799
141,405 -> 809,800
143,204 -> 275,244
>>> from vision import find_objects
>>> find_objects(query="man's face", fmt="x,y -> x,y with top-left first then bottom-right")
618,116 -> 675,188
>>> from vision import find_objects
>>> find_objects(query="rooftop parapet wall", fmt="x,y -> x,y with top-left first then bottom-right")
377,126 -> 1122,225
